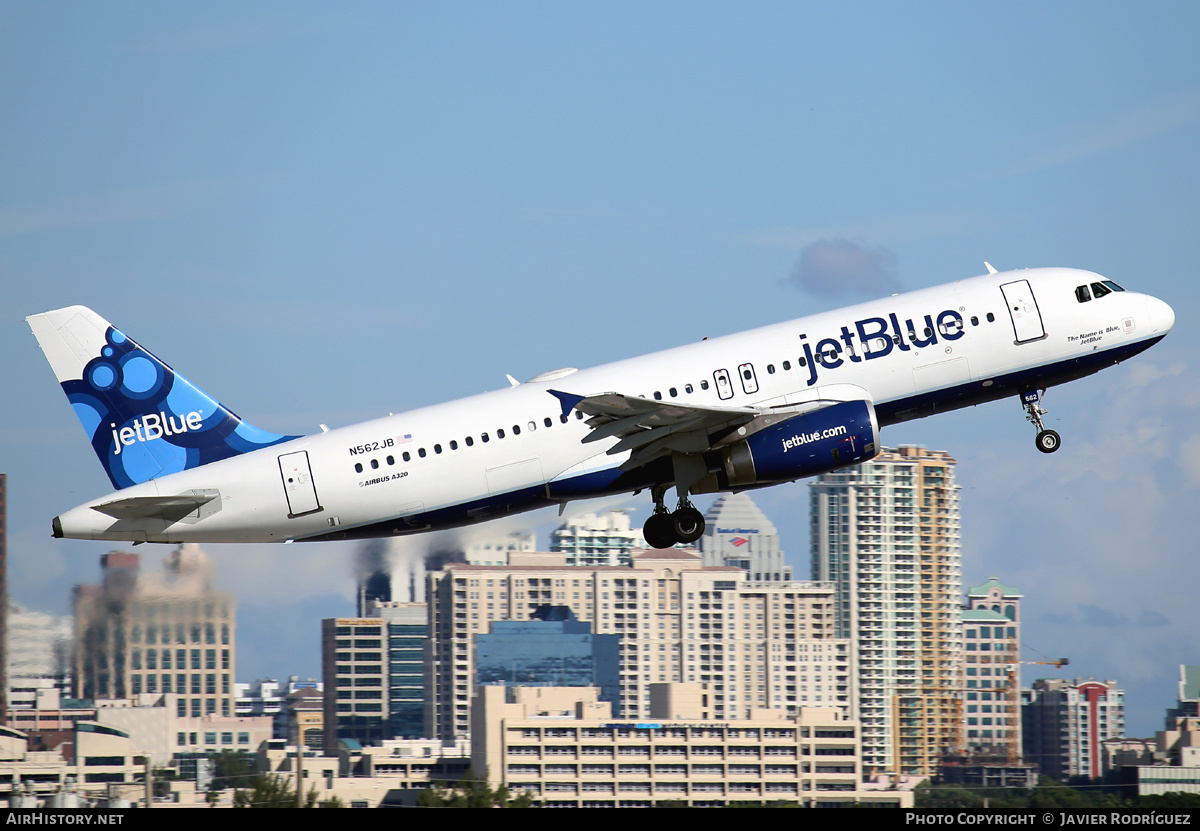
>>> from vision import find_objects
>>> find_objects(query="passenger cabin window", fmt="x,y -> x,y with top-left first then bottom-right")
937,318 -> 963,336
1076,285 -> 1092,303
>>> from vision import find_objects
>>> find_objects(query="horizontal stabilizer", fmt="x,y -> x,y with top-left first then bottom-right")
92,490 -> 220,521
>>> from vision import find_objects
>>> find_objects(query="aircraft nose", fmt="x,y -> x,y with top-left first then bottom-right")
1146,295 -> 1175,334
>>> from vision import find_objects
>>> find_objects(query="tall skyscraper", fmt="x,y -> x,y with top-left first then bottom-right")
72,546 -> 236,718
428,550 -> 849,740
962,577 -> 1022,759
810,445 -> 963,775
698,493 -> 792,581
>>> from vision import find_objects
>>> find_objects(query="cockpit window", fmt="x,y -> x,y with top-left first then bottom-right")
1075,285 -> 1092,303
1091,282 -> 1112,299
1102,280 -> 1125,292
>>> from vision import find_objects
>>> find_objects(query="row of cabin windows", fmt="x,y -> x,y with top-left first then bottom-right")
356,309 -> 1007,472
1075,280 -> 1125,303
354,410 -> 586,473
646,313 -> 997,402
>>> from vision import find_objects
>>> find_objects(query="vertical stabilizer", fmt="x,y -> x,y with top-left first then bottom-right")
27,306 -> 301,489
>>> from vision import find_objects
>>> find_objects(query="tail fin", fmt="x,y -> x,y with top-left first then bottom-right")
27,306 -> 301,490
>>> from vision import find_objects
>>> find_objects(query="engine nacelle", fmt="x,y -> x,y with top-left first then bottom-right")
719,399 -> 881,487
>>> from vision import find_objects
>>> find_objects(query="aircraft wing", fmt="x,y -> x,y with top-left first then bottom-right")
548,389 -> 760,469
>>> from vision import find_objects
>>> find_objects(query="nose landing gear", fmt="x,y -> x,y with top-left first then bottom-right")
1021,389 -> 1060,453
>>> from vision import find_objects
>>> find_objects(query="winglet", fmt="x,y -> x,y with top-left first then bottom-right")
984,262 -> 998,275
506,374 -> 520,387
547,389 -> 585,418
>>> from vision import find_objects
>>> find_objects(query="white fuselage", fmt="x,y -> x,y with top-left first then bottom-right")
53,267 -> 1174,544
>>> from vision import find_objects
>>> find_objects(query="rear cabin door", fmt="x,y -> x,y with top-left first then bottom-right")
278,451 -> 322,517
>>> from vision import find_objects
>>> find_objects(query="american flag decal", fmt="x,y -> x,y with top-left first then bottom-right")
397,434 -> 412,445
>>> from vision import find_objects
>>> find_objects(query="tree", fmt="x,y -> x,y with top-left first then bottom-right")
417,769 -> 534,807
232,774 -> 318,808
209,750 -> 257,791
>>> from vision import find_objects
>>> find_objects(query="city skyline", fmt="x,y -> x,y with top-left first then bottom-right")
3,3 -> 1198,740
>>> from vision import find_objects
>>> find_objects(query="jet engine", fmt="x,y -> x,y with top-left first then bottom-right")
718,399 -> 881,487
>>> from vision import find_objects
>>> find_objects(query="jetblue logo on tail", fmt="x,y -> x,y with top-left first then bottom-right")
55,323 -> 300,489
110,411 -> 205,455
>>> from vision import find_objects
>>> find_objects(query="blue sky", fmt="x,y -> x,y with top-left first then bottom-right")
3,2 -> 1198,737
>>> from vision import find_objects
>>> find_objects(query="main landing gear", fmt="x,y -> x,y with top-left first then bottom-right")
1021,389 -> 1061,454
642,484 -> 706,549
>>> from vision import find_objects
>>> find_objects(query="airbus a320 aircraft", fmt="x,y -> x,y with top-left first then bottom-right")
28,265 -> 1173,549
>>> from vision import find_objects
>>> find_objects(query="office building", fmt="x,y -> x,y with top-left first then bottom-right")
962,577 -> 1022,758
428,550 -> 850,740
72,546 -> 235,719
471,683 -> 911,808
698,493 -> 792,581
322,617 -> 388,753
476,606 -> 621,713
550,510 -> 646,567
1022,678 -> 1125,780
810,445 -> 964,775
373,600 -> 427,739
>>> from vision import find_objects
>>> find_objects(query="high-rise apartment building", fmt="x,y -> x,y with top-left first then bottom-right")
810,445 -> 963,775
72,547 -> 235,719
698,493 -> 792,582
962,577 -> 1021,758
549,511 -> 646,567
428,550 -> 850,740
1022,678 -> 1125,780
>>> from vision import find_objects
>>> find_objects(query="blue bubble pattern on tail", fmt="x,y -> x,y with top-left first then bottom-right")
61,325 -> 301,489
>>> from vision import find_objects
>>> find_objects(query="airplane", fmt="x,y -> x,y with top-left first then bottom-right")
27,265 -> 1174,550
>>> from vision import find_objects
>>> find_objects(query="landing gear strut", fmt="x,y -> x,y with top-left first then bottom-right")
642,484 -> 706,549
1021,389 -> 1060,454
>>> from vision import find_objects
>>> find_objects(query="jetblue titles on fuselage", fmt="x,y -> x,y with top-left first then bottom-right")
796,309 -> 964,387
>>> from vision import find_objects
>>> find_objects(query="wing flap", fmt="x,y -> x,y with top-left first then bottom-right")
549,389 -> 761,469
